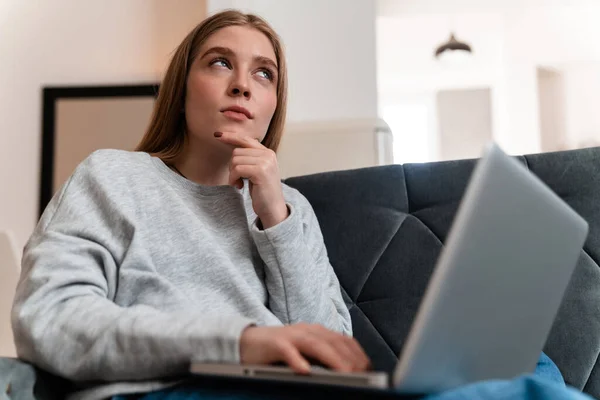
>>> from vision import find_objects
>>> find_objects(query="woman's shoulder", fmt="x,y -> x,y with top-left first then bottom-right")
80,149 -> 152,174
72,149 -> 157,185
61,149 -> 157,198
38,150 -> 155,231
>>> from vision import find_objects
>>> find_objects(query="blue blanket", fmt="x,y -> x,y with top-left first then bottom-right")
115,353 -> 593,400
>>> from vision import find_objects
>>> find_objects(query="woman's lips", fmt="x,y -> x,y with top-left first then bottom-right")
222,110 -> 249,121
221,105 -> 253,121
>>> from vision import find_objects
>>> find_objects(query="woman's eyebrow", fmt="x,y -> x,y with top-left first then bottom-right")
201,46 -> 278,71
255,55 -> 278,72
201,46 -> 235,59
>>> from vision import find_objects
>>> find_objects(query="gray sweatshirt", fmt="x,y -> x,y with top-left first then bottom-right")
11,150 -> 352,400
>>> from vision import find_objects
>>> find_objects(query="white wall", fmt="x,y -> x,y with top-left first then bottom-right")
376,13 -> 504,91
377,0 -> 599,16
377,0 -> 600,157
0,0 -> 205,247
376,12 -> 506,153
500,3 -> 600,153
563,63 -> 600,148
278,119 -> 392,178
207,0 -> 378,123
437,88 -> 493,161
537,68 -> 567,152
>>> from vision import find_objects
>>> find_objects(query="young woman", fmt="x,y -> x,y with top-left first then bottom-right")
11,9 -> 592,400
12,10 -> 367,400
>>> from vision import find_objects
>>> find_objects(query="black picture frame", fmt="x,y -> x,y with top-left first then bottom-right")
39,84 -> 159,217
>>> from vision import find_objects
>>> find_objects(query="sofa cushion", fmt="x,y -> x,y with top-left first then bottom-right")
284,146 -> 600,398
0,358 -> 70,400
523,148 -> 600,395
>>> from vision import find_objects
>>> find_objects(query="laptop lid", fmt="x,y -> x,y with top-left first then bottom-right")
392,143 -> 589,393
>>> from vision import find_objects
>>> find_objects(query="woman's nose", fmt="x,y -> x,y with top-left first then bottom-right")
228,76 -> 251,99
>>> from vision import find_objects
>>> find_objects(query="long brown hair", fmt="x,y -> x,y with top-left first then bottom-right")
136,10 -> 288,162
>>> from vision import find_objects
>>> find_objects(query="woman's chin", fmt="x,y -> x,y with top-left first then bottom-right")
214,126 -> 260,140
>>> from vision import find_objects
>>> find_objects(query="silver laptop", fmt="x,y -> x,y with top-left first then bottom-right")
190,143 -> 589,394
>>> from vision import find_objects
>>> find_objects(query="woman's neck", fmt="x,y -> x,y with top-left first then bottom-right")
172,137 -> 231,186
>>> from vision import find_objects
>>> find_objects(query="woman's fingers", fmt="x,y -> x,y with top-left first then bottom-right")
276,340 -> 312,375
346,336 -> 372,370
294,333 -> 354,372
240,325 -> 372,376
306,325 -> 370,372
233,147 -> 265,157
227,145 -> 275,189
229,164 -> 256,187
231,156 -> 261,167
215,131 -> 264,149
229,153 -> 276,187
329,336 -> 364,372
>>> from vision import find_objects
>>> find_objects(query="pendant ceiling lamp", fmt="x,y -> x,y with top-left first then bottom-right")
435,33 -> 472,58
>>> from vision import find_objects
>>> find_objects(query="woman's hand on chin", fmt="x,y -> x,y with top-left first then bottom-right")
215,131 -> 288,229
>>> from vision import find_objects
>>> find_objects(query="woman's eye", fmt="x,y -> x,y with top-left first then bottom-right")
257,69 -> 273,81
211,59 -> 230,68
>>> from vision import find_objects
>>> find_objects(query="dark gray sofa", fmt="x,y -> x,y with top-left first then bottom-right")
1,146 -> 599,399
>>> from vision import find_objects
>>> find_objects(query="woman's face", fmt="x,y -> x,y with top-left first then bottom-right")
184,26 -> 278,149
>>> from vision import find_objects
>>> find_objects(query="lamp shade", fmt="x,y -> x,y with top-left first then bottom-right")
435,33 -> 472,58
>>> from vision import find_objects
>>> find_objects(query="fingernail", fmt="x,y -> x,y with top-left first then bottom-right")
301,361 -> 311,372
214,131 -> 223,138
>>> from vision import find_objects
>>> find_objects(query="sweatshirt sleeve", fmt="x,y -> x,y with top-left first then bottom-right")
11,157 -> 254,382
250,190 -> 352,336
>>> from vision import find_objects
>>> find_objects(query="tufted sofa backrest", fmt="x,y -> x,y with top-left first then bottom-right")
285,147 -> 600,397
